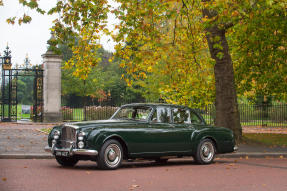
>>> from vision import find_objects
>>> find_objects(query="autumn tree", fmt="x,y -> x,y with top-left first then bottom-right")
4,0 -> 287,141
112,0 -> 243,139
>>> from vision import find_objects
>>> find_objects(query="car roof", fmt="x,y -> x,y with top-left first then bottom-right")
121,103 -> 191,109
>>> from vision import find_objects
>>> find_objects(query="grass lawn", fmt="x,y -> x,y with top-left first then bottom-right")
242,133 -> 287,147
17,105 -> 31,120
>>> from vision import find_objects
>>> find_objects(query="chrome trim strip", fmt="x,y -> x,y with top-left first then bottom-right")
64,124 -> 79,129
44,146 -> 98,156
73,149 -> 98,156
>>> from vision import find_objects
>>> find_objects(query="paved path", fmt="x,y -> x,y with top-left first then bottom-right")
0,123 -> 55,157
243,127 -> 287,134
1,158 -> 287,191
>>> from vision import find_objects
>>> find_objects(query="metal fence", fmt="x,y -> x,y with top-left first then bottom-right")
202,104 -> 287,127
61,106 -> 119,121
61,104 -> 287,128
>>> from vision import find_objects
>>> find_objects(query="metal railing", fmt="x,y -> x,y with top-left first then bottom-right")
61,103 -> 287,128
202,104 -> 287,127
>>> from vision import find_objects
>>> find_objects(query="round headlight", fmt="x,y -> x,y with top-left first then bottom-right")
78,131 -> 86,137
78,141 -> 84,149
53,130 -> 60,140
78,131 -> 86,141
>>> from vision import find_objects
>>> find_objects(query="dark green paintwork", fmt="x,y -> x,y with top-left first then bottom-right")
48,103 -> 236,159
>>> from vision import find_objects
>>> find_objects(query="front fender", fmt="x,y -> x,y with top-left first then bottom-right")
48,126 -> 63,147
87,130 -> 123,151
86,129 -> 102,151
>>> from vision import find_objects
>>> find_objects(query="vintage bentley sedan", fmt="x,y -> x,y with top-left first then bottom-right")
45,103 -> 237,169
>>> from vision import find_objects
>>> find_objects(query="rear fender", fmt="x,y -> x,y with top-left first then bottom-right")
190,130 -> 218,154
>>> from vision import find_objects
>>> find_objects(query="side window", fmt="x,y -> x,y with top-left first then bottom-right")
172,108 -> 191,124
190,111 -> 202,124
151,107 -> 171,123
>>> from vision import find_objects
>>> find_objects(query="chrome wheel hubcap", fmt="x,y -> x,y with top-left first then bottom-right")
104,144 -> 121,167
108,148 -> 116,161
200,142 -> 214,162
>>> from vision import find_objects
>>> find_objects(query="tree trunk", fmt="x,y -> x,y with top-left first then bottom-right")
205,25 -> 242,141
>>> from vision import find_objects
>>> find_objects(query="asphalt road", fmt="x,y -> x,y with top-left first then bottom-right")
1,158 -> 287,191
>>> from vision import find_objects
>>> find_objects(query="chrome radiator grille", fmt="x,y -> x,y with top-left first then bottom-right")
59,126 -> 77,148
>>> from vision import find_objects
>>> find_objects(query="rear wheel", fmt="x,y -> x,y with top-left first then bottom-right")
194,139 -> 215,165
55,156 -> 79,167
98,139 -> 123,170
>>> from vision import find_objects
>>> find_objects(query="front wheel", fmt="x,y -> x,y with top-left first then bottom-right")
194,139 -> 215,165
55,156 -> 79,167
97,139 -> 123,170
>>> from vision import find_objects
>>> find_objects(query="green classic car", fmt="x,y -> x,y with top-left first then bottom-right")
45,103 -> 237,169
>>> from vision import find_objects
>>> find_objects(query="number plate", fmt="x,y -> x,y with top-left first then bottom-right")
55,151 -> 69,157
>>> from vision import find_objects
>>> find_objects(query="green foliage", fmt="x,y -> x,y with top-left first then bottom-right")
114,0 -> 216,108
17,76 -> 33,105
230,0 -> 287,101
60,43 -> 143,106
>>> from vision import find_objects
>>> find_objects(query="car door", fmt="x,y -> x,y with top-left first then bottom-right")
146,106 -> 174,153
146,106 -> 193,154
169,107 -> 194,152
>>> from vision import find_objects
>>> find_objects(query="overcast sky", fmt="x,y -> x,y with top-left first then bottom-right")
0,0 -> 116,67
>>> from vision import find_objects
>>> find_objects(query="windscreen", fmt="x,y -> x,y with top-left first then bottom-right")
111,106 -> 152,121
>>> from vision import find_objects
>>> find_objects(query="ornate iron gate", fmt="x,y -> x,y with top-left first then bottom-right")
0,46 -> 43,122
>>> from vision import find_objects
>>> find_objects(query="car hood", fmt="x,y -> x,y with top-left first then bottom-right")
63,119 -> 143,130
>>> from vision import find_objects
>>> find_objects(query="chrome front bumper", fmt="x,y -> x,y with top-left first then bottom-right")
44,145 -> 98,156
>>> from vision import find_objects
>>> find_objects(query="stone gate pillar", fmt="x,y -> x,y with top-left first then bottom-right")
42,50 -> 62,122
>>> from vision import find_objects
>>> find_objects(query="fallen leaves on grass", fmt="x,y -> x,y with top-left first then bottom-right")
245,156 -> 249,160
279,155 -> 284,159
2,177 -> 7,181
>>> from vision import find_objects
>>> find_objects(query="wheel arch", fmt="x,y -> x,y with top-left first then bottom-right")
103,135 -> 129,159
200,136 -> 218,153
192,132 -> 219,154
